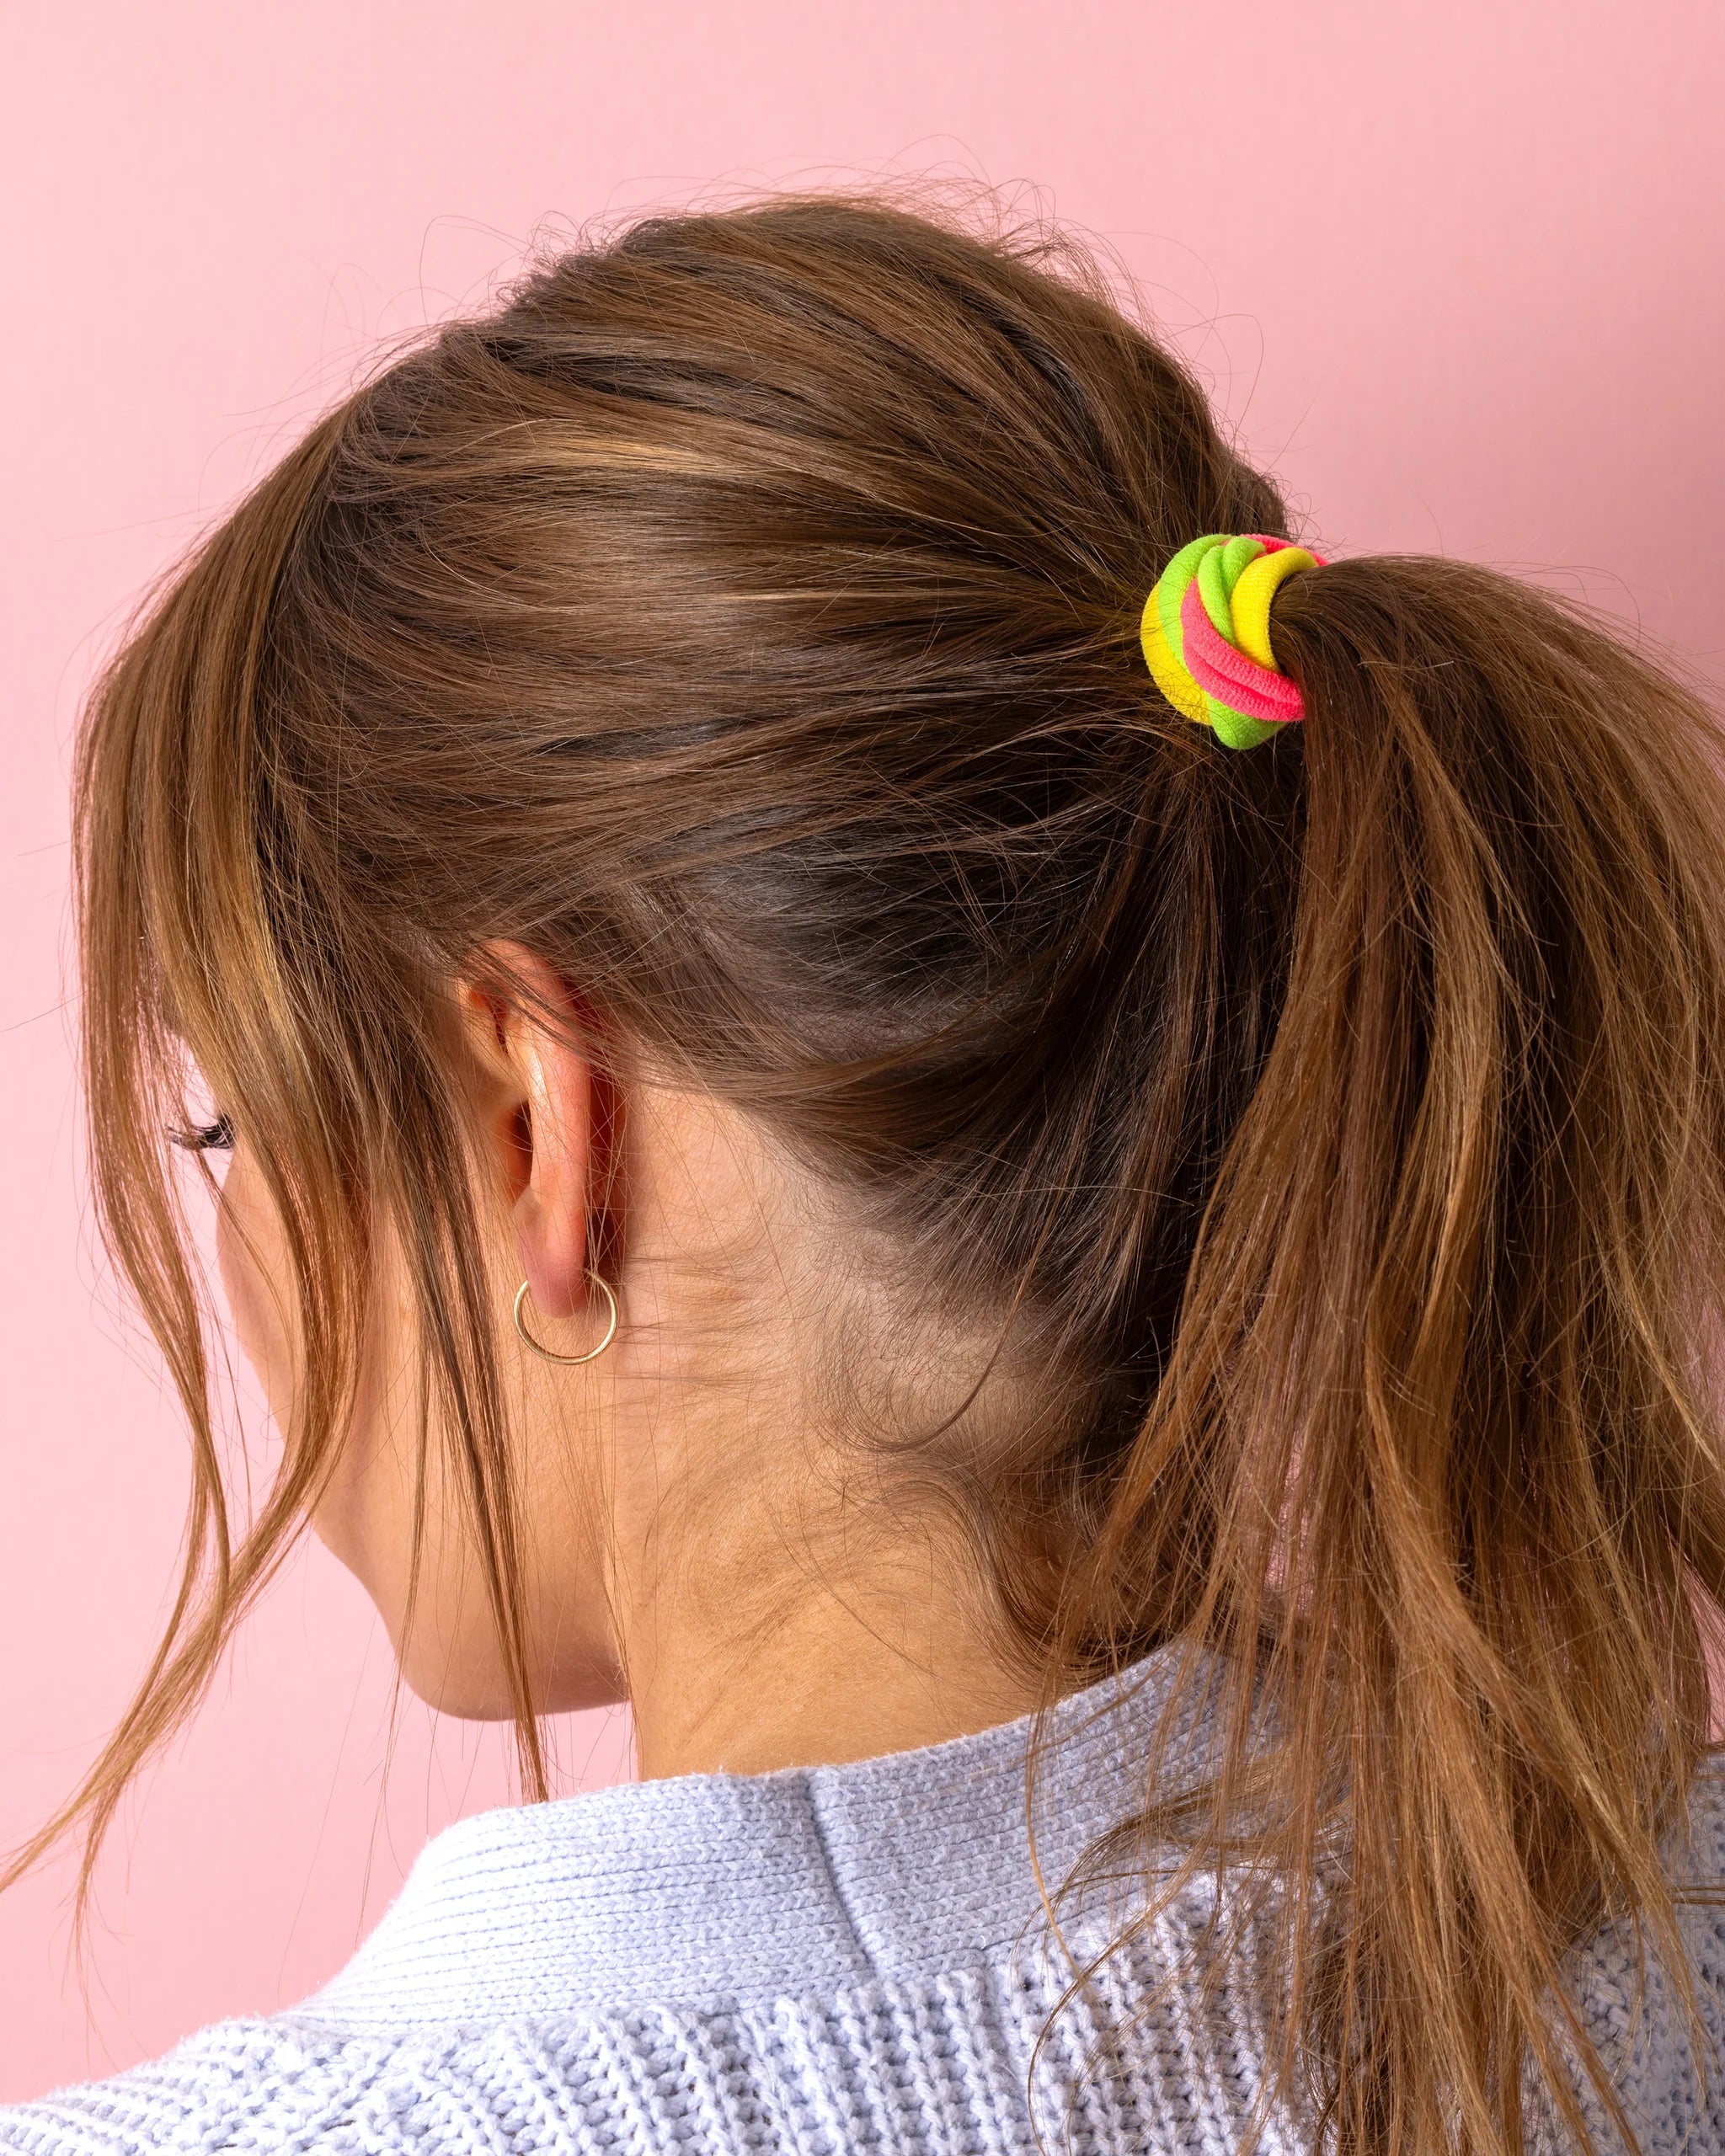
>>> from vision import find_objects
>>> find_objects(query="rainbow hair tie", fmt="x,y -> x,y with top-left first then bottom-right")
1140,532 -> 1327,750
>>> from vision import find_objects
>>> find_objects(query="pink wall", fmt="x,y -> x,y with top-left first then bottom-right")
3,0 -> 1722,2102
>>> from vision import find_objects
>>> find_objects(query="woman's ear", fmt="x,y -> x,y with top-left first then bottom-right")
457,947 -> 595,1321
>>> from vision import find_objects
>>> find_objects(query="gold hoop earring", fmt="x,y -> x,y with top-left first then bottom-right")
512,1271 -> 619,1365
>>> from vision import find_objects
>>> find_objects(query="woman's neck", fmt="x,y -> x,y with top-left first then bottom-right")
615,1518 -> 1042,1781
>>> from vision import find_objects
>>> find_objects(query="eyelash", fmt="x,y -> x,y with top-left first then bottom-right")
170,1113 -> 236,1154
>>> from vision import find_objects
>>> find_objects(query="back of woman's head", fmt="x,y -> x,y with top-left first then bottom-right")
48,193 -> 1725,2153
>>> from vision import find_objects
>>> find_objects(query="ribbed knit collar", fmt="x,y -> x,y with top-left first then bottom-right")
301,1645 -> 1208,2033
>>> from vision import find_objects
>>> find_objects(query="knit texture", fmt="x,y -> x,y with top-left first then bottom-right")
3,1651 -> 1720,2155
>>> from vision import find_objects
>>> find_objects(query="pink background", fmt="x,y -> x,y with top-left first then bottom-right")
3,0 -> 1723,2103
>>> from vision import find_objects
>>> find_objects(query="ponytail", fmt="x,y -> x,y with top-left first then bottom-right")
1065,552 -> 1725,2154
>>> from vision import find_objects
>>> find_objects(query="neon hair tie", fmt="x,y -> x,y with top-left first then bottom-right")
1138,531 -> 1326,750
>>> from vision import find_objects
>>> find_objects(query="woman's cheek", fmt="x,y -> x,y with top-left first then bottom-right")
212,1157 -> 480,1700
214,1142 -> 299,1431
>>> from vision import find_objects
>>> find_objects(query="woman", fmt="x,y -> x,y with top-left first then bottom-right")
3,194 -> 1721,2155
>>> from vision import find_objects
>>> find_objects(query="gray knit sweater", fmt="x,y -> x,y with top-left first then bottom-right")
3,1652 -> 1720,2155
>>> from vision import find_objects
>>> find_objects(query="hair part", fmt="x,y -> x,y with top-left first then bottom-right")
14,188 -> 1725,2155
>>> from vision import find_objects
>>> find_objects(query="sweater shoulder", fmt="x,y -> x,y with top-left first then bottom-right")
4,1769 -> 1720,2156
0,1931 -> 1290,2156
0,1961 -> 1051,2156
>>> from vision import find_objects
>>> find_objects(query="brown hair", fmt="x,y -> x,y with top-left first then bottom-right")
17,190 -> 1725,2153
